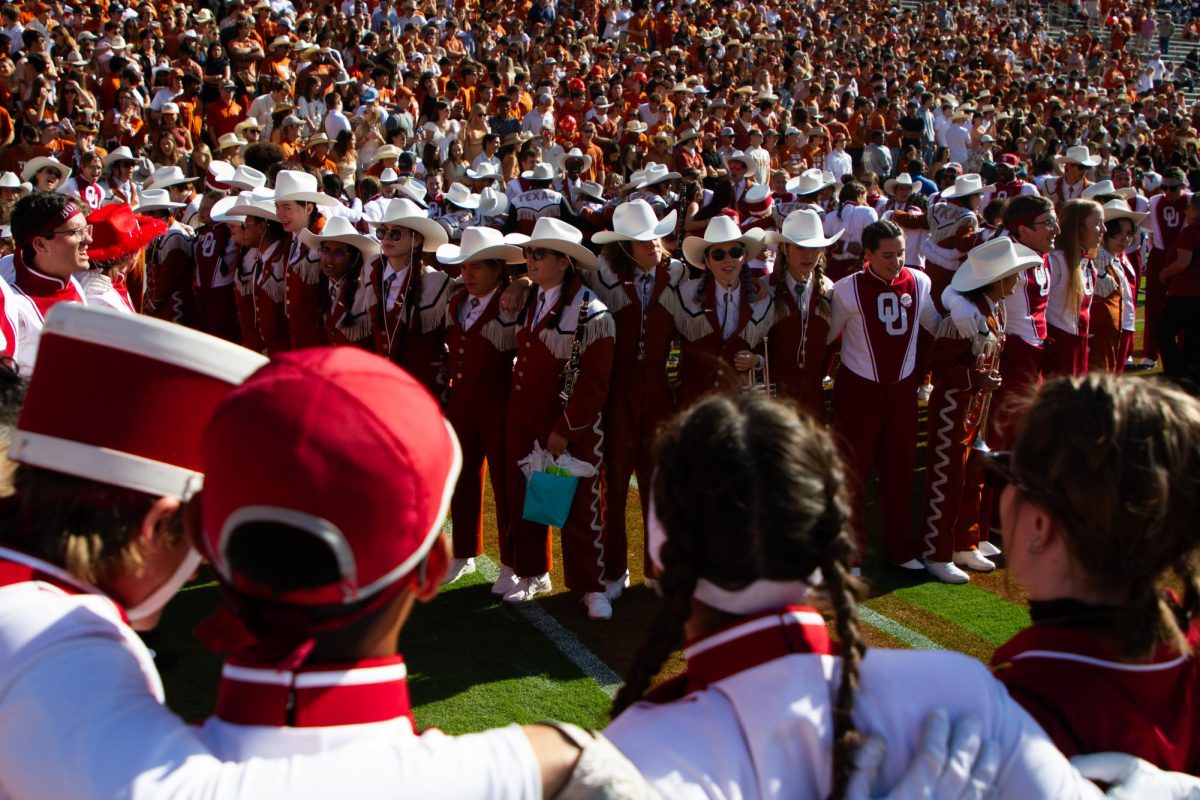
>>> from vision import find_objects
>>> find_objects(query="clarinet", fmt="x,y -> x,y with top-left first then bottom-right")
559,291 -> 592,403
672,181 -> 695,258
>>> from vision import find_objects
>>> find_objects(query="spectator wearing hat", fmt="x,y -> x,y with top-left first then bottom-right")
231,189 -> 290,354
139,188 -> 197,328
362,199 -> 452,395
21,156 -> 69,194
436,228 -> 524,584
1091,200 -> 1144,374
205,80 -> 246,151
102,146 -> 140,207
80,202 -> 168,315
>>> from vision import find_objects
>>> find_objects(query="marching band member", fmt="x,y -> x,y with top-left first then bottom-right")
502,219 -> 615,621
828,219 -> 942,572
823,181 -> 877,281
213,195 -> 264,352
1142,167 -> 1191,368
921,239 -> 1041,584
982,154 -> 1039,205
139,189 -> 197,327
362,198 -> 453,396
101,146 -> 140,207
438,183 -> 482,243
922,173 -> 990,313
763,209 -> 837,421
144,165 -> 203,229
438,228 -> 524,585
1090,200 -> 1145,373
300,216 -> 381,349
58,151 -> 108,211
1110,165 -> 1149,368
231,189 -> 292,355
192,191 -> 242,343
882,173 -> 929,271
21,157 -> 71,195
589,200 -> 686,592
78,202 -> 164,314
661,214 -> 773,410
1048,146 -> 1097,206
1044,199 -> 1102,377
508,162 -> 566,236
274,169 -> 336,349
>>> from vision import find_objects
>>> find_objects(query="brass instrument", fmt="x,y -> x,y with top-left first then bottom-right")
964,336 -> 1002,452
743,336 -> 776,397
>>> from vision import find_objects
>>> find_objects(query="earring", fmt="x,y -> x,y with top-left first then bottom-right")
1027,537 -> 1043,556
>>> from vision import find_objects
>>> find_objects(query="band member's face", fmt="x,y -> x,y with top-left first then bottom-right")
704,242 -> 746,287
1112,170 -> 1131,189
630,238 -> 662,265
1079,209 -> 1105,252
274,200 -> 310,233
36,168 -> 62,192
999,273 -> 1019,297
1019,210 -> 1058,254
524,247 -> 570,288
865,236 -> 904,281
894,184 -> 911,203
1063,162 -> 1085,182
319,242 -> 356,281
379,224 -> 418,260
783,243 -> 821,276
460,259 -> 503,297
228,220 -> 245,246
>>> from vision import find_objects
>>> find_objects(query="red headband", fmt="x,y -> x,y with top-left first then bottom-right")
32,201 -> 83,241
1006,208 -> 1050,234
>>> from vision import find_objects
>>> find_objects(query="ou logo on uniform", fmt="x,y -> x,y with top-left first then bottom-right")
1163,207 -> 1181,230
877,293 -> 909,336
1032,264 -> 1051,297
201,233 -> 218,259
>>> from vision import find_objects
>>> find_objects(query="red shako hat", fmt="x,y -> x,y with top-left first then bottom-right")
11,305 -> 268,499
199,348 -> 462,606
86,203 -> 169,263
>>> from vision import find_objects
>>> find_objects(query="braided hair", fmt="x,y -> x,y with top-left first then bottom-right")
612,394 -> 865,798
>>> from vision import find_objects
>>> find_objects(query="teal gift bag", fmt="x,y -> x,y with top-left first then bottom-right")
522,469 -> 580,528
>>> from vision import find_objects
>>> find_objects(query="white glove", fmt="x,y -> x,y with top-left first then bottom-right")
846,708 -> 1000,800
942,286 -> 991,339
1072,753 -> 1200,799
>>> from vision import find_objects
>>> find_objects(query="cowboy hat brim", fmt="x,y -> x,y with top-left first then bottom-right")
557,152 -> 594,173
299,227 -> 381,260
682,227 -> 765,268
145,175 -> 199,191
364,213 -> 449,251
1103,207 -> 1149,226
21,158 -> 72,182
638,170 -> 681,190
506,233 -> 599,269
942,182 -> 995,199
883,177 -> 914,195
435,241 -> 524,264
592,209 -> 678,244
765,227 -> 843,248
1055,155 -> 1101,167
951,247 -> 1043,293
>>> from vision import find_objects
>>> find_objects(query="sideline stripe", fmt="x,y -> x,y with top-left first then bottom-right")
475,555 -> 623,699
859,606 -> 945,651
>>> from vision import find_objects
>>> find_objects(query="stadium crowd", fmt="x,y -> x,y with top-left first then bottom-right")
2,0 -> 1200,795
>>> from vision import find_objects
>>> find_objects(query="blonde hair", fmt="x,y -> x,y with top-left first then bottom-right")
1055,199 -> 1102,319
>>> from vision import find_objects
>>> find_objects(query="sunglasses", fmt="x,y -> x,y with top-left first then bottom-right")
522,246 -> 560,261
707,245 -> 745,261
379,226 -> 412,241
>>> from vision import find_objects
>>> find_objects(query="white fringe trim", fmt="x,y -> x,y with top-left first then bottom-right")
292,253 -> 322,286
538,309 -> 615,360
412,272 -> 451,334
261,257 -> 287,304
742,301 -> 774,349
480,316 -> 518,352
659,285 -> 713,342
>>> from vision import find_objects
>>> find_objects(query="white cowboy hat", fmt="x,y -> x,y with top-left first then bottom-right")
724,151 -> 757,172
1055,145 -> 1101,168
477,187 -> 509,218
765,208 -> 843,248
951,238 -> 1044,293
209,195 -> 246,225
1081,180 -> 1137,201
557,148 -> 593,174
379,167 -> 400,184
1100,198 -> 1149,226
206,160 -> 237,192
217,132 -> 247,151
625,120 -> 649,134
576,180 -> 605,202
392,178 -> 428,208
941,174 -> 995,200
507,217 -> 598,269
786,168 -> 834,196
435,226 -> 524,265
444,182 -> 480,209
592,199 -> 677,244
143,165 -> 198,191
371,145 -> 404,164
102,147 -> 137,169
883,173 -> 915,196
520,162 -> 557,181
273,169 -> 337,206
0,171 -> 20,189
300,215 -> 381,262
230,164 -> 266,191
637,162 -> 681,189
682,215 -> 766,268
466,164 -> 503,181
21,156 -> 71,183
134,188 -> 185,213
364,198 -> 447,250
230,188 -> 281,222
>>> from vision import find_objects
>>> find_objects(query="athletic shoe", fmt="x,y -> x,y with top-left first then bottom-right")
924,559 -> 970,584
917,383 -> 934,402
977,540 -> 1002,558
490,563 -> 519,596
822,375 -> 834,388
890,558 -> 926,571
441,557 -> 476,585
585,591 -> 613,620
953,549 -> 996,572
1139,357 -> 1157,368
606,570 -> 630,601
502,573 -> 551,603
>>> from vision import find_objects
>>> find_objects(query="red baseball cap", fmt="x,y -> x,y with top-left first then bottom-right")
999,153 -> 1021,167
12,304 -> 267,499
200,348 -> 462,607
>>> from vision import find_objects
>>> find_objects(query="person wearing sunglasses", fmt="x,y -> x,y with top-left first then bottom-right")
987,373 -> 1200,773
662,214 -> 772,410
1142,166 -> 1192,369
501,217 -> 615,620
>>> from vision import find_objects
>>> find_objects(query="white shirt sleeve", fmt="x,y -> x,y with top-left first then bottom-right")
914,270 -> 942,334
827,278 -> 852,344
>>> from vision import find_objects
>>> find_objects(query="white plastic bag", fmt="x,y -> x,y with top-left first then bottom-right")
518,441 -> 597,480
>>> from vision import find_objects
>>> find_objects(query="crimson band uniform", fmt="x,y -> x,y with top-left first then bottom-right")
233,246 -> 265,352
1089,248 -> 1128,372
660,277 -> 774,410
829,265 -> 941,565
255,240 -> 293,355
144,220 -> 197,326
1144,190 -> 1190,361
922,295 -> 1002,563
992,609 -> 1200,771
445,287 -> 517,563
922,202 -> 979,313
285,230 -> 329,349
823,202 -> 878,281
8,254 -> 87,372
193,223 -> 242,343
983,178 -> 1038,206
61,176 -> 108,210
584,256 -> 684,581
324,267 -> 376,350
766,271 -> 834,420
368,255 -> 453,397
505,278 -> 614,592
990,251 -> 1051,450
1044,250 -> 1095,377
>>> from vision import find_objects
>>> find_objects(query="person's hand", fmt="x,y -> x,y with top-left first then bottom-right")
846,708 -> 1000,800
1159,264 -> 1182,282
500,277 -> 532,314
546,432 -> 569,456
977,370 -> 1002,394
733,350 -> 760,372
1072,752 -> 1200,798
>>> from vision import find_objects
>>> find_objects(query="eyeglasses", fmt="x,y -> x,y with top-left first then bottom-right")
1032,217 -> 1060,230
46,223 -> 92,241
706,245 -> 745,261
379,226 -> 411,241
522,246 -> 558,261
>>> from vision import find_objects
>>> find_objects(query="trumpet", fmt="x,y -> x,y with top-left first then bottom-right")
964,336 -> 1002,451
743,336 -> 776,397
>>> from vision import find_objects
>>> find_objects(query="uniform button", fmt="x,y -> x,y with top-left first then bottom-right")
518,371 -> 523,377
525,342 -> 531,348
457,373 -> 462,379
458,348 -> 465,354
516,384 -> 522,390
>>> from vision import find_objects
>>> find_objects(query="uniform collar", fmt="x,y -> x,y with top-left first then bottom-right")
683,605 -> 831,692
14,252 -> 77,295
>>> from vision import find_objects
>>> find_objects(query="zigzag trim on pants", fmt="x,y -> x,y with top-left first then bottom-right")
923,388 -> 960,561
586,416 -> 607,586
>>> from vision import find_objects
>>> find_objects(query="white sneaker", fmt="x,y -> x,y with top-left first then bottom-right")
977,540 -> 1002,558
822,375 -> 834,388
490,564 -> 519,596
441,557 -> 477,585
891,558 -> 927,571
1139,357 -> 1157,368
917,382 -> 934,402
605,570 -> 630,601
953,549 -> 996,572
502,573 -> 551,603
924,559 -> 970,584
585,592 -> 613,620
